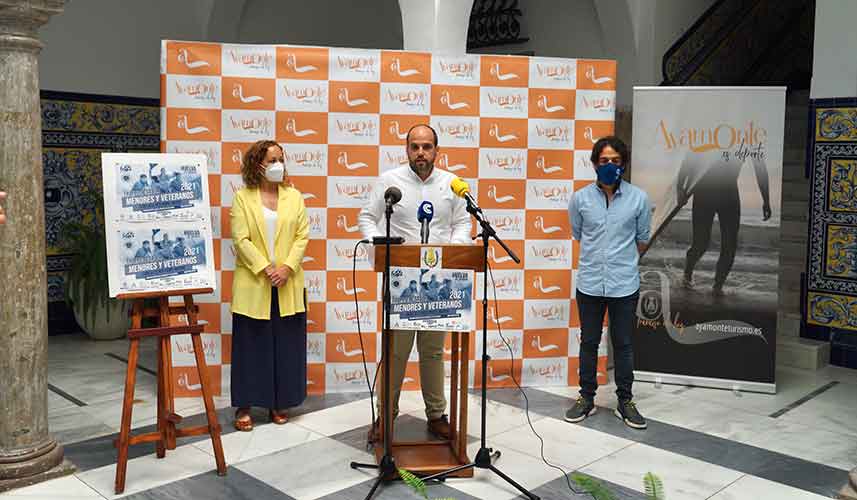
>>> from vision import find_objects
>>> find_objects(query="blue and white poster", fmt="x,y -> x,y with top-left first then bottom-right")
108,223 -> 215,296
388,248 -> 475,332
102,153 -> 216,296
103,153 -> 210,221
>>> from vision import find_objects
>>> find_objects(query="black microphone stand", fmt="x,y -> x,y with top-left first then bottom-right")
350,199 -> 398,499
421,200 -> 539,500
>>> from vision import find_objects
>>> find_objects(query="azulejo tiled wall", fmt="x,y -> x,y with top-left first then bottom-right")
806,98 -> 857,330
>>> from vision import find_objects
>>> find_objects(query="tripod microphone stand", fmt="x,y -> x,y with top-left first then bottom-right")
350,189 -> 401,499
421,199 -> 540,500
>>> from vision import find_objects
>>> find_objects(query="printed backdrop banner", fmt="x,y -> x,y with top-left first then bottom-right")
161,40 -> 617,396
631,87 -> 785,392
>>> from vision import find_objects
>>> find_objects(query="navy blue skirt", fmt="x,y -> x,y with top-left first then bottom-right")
231,288 -> 307,409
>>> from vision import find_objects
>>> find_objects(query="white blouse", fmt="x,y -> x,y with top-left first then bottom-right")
262,204 -> 277,262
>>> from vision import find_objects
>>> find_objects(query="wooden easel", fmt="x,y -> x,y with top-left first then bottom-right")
113,288 -> 226,494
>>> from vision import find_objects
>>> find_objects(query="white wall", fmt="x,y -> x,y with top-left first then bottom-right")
37,0 -> 718,102
39,0 -> 215,98
811,0 -> 857,99
237,0 -> 402,50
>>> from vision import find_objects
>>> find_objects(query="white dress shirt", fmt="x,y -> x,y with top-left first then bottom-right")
358,166 -> 472,244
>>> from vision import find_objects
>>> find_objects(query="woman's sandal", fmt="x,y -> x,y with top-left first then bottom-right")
234,409 -> 253,432
269,409 -> 288,425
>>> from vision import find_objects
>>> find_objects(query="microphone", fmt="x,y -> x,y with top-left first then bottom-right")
384,186 -> 402,208
417,201 -> 434,244
450,177 -> 481,212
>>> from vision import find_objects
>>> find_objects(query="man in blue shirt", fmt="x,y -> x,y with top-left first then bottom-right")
566,136 -> 651,429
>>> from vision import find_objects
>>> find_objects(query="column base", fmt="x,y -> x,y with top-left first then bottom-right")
0,442 -> 73,493
0,460 -> 75,494
837,469 -> 857,500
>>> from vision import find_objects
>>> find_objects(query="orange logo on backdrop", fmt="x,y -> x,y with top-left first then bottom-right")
528,88 -> 575,119
575,120 -> 614,148
326,208 -> 362,239
480,118 -> 528,149
380,114 -> 425,146
276,112 -> 328,144
567,357 -> 608,386
525,269 -> 571,300
222,77 -> 276,110
474,359 -> 522,389
435,148 -> 478,178
476,300 -> 524,330
431,85 -> 480,116
305,302 -> 326,332
572,240 -> 581,269
166,108 -> 221,141
525,210 -> 570,240
288,175 -> 327,207
478,179 -> 526,209
576,59 -> 616,90
329,145 -> 379,176
574,179 -> 594,193
480,56 -> 529,87
197,303 -> 222,333
488,240 -> 525,270
207,175 -> 222,207
221,142 -> 253,175
402,362 -> 422,391
306,363 -> 326,395
326,333 -> 377,363
166,42 -> 221,76
527,150 -> 572,179
276,46 -> 329,80
327,270 -> 377,301
301,239 -> 327,272
443,333 -> 476,361
524,329 -> 569,358
221,270 -> 233,303
329,82 -> 380,113
381,51 -> 431,83
174,366 -> 222,398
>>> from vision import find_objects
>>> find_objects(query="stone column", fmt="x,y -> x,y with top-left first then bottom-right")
0,0 -> 69,492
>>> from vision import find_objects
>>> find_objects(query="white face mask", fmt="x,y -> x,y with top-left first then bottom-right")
264,161 -> 285,183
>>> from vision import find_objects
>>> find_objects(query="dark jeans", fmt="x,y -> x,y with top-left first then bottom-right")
576,289 -> 639,403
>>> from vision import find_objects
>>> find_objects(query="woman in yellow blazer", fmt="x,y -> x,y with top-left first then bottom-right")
230,140 -> 309,431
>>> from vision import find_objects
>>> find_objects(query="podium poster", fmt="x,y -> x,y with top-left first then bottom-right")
103,153 -> 216,297
630,87 -> 784,393
161,40 -> 617,394
389,247 -> 475,332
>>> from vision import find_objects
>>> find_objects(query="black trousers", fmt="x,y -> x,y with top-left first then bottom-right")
231,288 -> 307,409
576,289 -> 639,402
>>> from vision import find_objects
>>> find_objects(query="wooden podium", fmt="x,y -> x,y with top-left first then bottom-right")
372,244 -> 483,478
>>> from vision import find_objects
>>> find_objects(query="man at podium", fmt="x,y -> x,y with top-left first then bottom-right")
358,124 -> 472,442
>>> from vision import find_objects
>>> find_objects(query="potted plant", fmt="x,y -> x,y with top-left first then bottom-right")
63,191 -> 130,340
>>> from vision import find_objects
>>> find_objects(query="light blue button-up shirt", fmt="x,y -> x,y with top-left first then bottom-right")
569,181 -> 651,298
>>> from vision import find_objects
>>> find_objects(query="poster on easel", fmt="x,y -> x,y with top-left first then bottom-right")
630,87 -> 784,393
102,153 -> 217,297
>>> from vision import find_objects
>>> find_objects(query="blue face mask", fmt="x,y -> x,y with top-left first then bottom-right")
596,162 -> 624,186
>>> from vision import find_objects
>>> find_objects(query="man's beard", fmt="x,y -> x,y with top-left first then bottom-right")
409,159 -> 433,178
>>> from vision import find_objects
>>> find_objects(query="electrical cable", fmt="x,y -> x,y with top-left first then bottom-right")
353,240 -> 383,430
487,263 -> 583,496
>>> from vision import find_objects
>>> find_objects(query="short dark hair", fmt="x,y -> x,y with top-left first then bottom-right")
406,124 -> 438,146
590,136 -> 629,165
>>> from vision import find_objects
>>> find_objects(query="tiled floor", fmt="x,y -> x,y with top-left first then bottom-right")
2,332 -> 854,499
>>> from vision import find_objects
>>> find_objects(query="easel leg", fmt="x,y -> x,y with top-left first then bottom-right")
155,337 -> 167,459
115,338 -> 139,495
158,296 -> 177,450
190,332 -> 227,475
